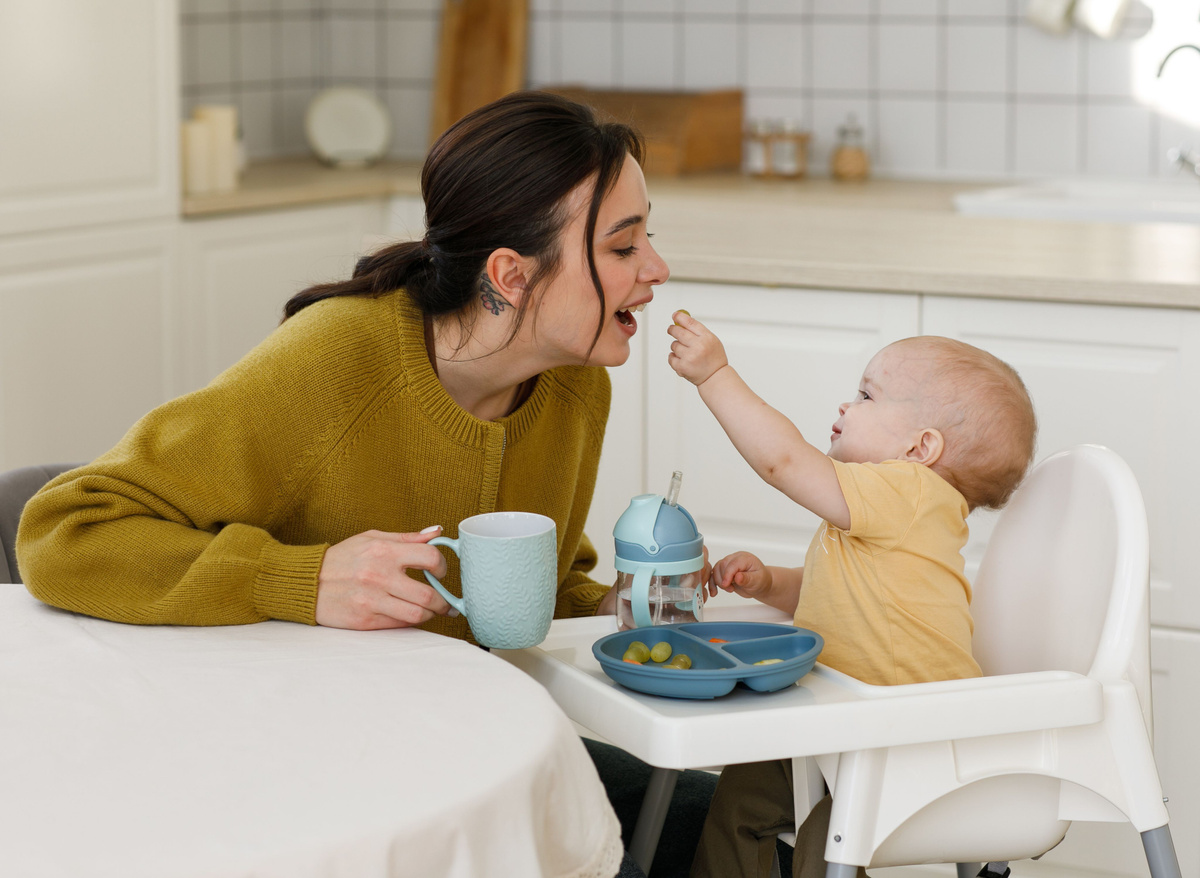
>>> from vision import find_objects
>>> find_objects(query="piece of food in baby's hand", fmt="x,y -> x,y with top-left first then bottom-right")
650,642 -> 672,663
673,309 -> 690,325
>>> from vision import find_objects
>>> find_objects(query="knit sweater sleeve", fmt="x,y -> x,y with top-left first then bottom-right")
15,301 -> 381,626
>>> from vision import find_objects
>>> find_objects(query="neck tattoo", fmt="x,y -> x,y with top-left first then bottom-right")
479,274 -> 512,316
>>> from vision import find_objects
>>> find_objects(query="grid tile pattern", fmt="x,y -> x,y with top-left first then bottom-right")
180,0 -> 438,161
182,0 -> 1197,181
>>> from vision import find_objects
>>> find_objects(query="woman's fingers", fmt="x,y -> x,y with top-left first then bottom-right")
316,530 -> 456,629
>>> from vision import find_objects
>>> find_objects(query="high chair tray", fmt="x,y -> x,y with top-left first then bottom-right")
592,622 -> 823,699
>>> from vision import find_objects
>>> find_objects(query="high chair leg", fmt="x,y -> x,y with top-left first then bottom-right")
629,766 -> 680,873
824,863 -> 859,878
957,864 -> 981,878
1141,825 -> 1182,878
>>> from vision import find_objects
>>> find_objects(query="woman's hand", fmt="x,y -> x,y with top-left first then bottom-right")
709,551 -> 772,602
667,311 -> 729,387
315,527 -> 454,630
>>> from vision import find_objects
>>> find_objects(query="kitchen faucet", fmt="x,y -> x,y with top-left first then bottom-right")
1157,42 -> 1200,77
1157,44 -> 1200,180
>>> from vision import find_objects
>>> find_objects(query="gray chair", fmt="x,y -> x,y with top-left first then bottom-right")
0,463 -> 81,584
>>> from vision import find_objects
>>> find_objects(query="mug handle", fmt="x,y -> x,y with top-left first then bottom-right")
423,536 -> 467,616
632,566 -> 653,629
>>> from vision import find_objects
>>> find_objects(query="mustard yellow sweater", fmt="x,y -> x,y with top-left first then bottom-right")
16,292 -> 612,640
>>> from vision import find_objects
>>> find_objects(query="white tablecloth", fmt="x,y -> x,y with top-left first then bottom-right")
0,586 -> 622,878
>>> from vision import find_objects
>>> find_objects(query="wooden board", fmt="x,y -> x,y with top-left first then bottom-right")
545,87 -> 744,176
429,0 -> 528,146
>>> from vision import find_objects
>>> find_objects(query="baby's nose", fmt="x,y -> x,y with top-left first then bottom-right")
838,401 -> 849,415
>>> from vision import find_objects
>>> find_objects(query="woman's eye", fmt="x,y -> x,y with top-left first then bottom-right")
615,245 -> 637,258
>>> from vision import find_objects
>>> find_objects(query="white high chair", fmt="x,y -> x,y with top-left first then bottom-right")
788,445 -> 1181,878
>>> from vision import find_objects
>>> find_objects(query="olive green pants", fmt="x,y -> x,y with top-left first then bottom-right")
689,759 -> 869,878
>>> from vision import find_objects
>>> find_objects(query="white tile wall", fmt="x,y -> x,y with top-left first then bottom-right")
181,0 -> 1197,181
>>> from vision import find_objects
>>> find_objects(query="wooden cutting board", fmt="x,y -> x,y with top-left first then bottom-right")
429,0 -> 529,145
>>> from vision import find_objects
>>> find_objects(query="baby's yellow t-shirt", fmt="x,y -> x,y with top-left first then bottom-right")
794,460 -> 981,686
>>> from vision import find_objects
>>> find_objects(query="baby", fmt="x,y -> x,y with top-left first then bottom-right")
666,312 -> 1038,877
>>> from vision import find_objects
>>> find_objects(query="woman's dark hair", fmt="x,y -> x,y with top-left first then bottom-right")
283,91 -> 646,352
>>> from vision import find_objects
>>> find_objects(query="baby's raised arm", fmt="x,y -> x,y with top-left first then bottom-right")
667,312 -> 850,530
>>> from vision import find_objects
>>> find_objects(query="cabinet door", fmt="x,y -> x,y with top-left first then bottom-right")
642,282 -> 919,599
921,297 -> 1200,630
1147,628 -> 1200,877
1020,629 -> 1199,878
0,223 -> 177,470
179,201 -> 388,392
0,0 -> 179,235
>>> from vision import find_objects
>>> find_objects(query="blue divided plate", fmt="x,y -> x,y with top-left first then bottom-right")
592,621 -> 824,699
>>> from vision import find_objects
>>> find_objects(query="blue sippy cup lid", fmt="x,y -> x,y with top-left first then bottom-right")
613,493 -> 704,565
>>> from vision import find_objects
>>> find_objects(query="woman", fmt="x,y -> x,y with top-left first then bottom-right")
17,91 -> 711,878
17,92 -> 665,635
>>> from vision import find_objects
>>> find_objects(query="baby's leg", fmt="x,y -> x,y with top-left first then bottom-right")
690,760 -> 795,878
788,795 -> 868,878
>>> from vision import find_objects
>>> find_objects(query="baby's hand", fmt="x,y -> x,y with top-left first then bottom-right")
667,311 -> 728,386
709,551 -> 771,601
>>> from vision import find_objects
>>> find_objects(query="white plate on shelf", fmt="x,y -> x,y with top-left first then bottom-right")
305,87 -> 391,168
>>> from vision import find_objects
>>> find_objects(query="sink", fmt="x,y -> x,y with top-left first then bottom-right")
953,178 -> 1200,224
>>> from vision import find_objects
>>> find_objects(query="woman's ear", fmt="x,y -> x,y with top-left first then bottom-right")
483,248 -> 532,311
905,428 -> 945,467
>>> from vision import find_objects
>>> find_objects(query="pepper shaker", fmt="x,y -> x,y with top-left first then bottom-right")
831,113 -> 870,182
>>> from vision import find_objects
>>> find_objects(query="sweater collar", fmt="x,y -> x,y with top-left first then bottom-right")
395,292 -> 550,449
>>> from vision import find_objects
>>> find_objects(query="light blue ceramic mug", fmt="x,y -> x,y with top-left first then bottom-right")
423,511 -> 557,649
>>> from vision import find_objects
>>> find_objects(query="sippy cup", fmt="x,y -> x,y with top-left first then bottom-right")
614,471 -> 706,631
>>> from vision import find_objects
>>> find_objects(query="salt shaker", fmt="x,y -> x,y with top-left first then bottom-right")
770,119 -> 810,179
743,119 -> 771,177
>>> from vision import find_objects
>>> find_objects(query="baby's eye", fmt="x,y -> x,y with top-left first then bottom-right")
857,390 -> 871,401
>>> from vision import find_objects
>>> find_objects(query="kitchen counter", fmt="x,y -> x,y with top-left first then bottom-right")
185,158 -> 1200,310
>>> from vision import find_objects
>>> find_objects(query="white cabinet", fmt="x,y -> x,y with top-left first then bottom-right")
0,0 -> 180,470
178,201 -> 389,391
923,295 -> 1198,878
922,296 -> 1200,631
0,224 -> 178,470
0,0 -> 179,236
1148,629 -> 1200,875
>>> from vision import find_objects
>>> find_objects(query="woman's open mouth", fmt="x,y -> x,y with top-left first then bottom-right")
615,302 -> 646,327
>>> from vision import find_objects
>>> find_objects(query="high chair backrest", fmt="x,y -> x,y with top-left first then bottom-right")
971,445 -> 1152,729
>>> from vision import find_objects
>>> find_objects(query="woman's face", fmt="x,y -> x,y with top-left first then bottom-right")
532,153 -> 669,368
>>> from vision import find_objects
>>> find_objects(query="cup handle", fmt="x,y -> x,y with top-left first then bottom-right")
423,536 -> 467,616
632,566 -> 653,629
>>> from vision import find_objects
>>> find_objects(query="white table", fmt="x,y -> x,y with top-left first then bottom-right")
495,608 -> 1103,874
0,586 -> 623,878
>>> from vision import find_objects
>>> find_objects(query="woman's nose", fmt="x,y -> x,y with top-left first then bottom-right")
640,240 -> 670,285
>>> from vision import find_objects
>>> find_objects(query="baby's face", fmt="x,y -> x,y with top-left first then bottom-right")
828,344 -> 932,465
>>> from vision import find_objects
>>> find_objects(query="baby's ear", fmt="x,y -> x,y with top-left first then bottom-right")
906,428 -> 945,467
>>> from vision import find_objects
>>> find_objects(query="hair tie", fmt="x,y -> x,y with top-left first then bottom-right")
421,236 -> 444,264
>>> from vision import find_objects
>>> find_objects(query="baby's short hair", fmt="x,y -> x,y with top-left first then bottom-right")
895,337 -> 1038,511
